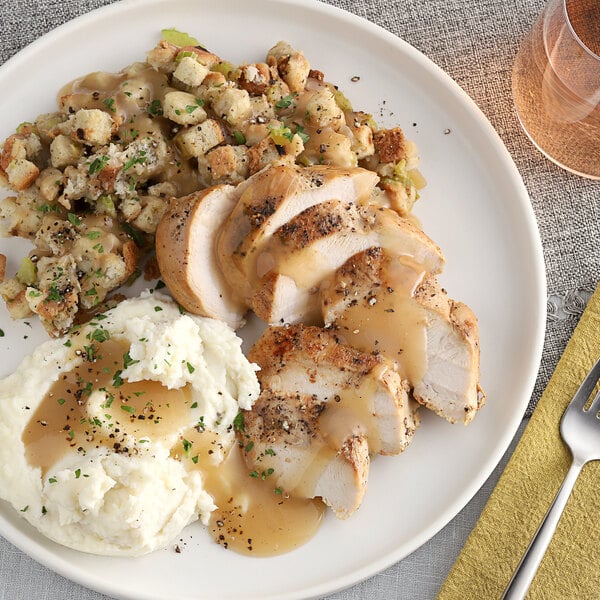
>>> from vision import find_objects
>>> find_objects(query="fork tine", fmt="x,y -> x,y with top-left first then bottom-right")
587,388 -> 600,415
567,356 -> 600,411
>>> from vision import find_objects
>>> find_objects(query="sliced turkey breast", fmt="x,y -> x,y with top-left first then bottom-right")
412,277 -> 485,424
250,199 -> 445,325
249,324 -> 418,455
155,185 -> 246,329
321,247 -> 484,424
241,390 -> 369,519
216,163 -> 379,303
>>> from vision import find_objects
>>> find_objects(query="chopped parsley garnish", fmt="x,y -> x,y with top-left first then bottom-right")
148,99 -> 164,116
88,155 -> 109,175
90,328 -> 110,343
275,92 -> 298,109
120,405 -> 135,414
112,370 -> 124,387
244,441 -> 254,453
86,230 -> 102,239
186,362 -> 195,374
122,151 -> 147,172
123,351 -> 140,369
48,477 -> 57,484
233,130 -> 246,145
274,487 -> 283,495
185,101 -> 203,114
83,344 -> 97,361
233,411 -> 245,433
67,212 -> 82,226
191,455 -> 199,464
46,283 -> 63,302
293,124 -> 310,144
74,469 -> 81,479
57,398 -> 66,405
103,97 -> 116,113
250,469 -> 277,481
154,306 -> 163,312
182,439 -> 192,456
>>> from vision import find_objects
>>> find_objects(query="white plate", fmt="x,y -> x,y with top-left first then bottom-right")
0,0 -> 546,598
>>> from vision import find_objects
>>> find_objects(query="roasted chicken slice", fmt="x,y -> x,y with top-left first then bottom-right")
241,390 -> 370,519
216,163 -> 379,303
155,185 -> 246,329
249,324 -> 418,455
250,199 -> 445,325
321,247 -> 484,424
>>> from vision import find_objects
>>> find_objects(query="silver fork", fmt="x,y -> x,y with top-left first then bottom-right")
502,356 -> 600,600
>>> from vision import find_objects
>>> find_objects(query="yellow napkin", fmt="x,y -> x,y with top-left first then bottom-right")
438,282 -> 600,600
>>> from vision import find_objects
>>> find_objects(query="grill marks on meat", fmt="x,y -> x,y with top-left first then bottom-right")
241,324 -> 418,517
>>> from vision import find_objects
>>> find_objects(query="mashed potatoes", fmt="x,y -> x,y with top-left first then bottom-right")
0,291 -> 259,556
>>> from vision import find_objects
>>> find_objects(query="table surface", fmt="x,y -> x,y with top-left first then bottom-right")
0,0 -> 598,598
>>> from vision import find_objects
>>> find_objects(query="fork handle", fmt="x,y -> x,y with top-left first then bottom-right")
502,459 -> 583,600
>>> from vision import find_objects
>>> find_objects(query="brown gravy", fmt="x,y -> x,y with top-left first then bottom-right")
23,333 -> 325,556
326,253 -> 428,383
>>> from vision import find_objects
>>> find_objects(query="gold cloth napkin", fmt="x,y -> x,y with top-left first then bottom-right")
438,282 -> 600,600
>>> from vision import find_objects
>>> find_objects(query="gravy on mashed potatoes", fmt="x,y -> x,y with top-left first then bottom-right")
0,291 -> 259,556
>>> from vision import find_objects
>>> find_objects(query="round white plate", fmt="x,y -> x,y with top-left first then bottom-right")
0,0 -> 546,598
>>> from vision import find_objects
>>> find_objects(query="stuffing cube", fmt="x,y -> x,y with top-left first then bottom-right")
163,91 -> 207,126
305,88 -> 345,130
201,145 -> 249,184
211,87 -> 252,128
71,109 -> 115,146
173,56 -> 210,89
36,167 -> 63,202
175,119 -> 224,158
50,134 -> 82,169
5,158 -> 40,191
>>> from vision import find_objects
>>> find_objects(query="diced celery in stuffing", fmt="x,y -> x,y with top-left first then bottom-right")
96,194 -> 117,218
392,159 -> 414,187
211,61 -> 236,78
268,125 -> 294,146
160,28 -> 201,47
334,90 -> 353,111
16,257 -> 37,286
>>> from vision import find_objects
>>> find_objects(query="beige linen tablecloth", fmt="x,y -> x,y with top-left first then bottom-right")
0,0 -> 599,599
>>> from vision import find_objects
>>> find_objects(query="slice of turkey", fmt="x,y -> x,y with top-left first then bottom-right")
250,199 -> 445,325
242,390 -> 370,519
249,324 -> 418,456
216,163 -> 379,304
321,247 -> 484,424
155,185 -> 246,329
